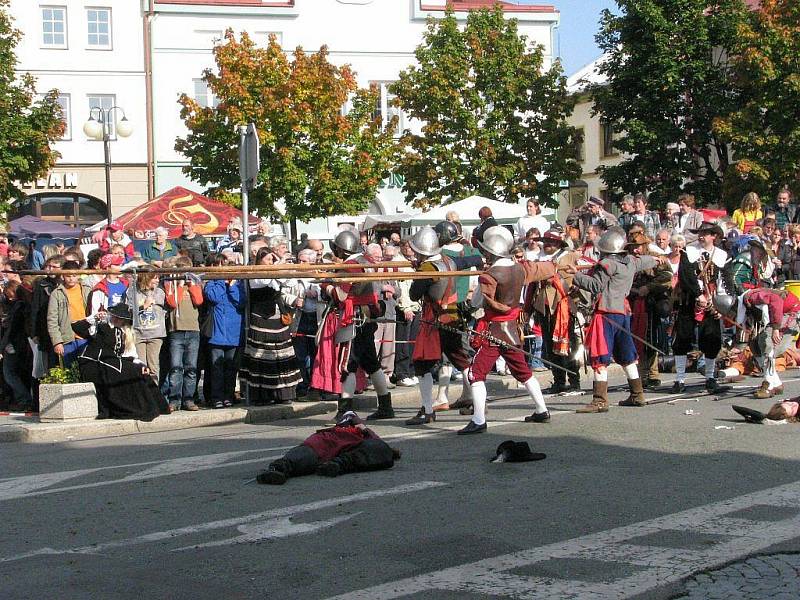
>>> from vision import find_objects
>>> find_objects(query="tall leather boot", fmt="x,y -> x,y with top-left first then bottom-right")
367,392 -> 394,420
256,459 -> 291,485
576,381 -> 609,413
334,397 -> 353,422
618,378 -> 646,407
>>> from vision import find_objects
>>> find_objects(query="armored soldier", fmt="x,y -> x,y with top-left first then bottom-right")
315,230 -> 393,421
459,226 -> 558,435
568,227 -> 665,413
528,229 -> 581,394
436,219 -> 482,411
714,289 -> 800,399
405,226 -> 482,425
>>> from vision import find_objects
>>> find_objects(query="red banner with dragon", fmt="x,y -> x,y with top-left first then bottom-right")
116,186 -> 258,236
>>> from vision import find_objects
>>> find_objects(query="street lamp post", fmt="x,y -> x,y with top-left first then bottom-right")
83,107 -> 133,227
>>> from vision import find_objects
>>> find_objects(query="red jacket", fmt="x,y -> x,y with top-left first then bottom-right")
745,289 -> 800,328
302,425 -> 378,462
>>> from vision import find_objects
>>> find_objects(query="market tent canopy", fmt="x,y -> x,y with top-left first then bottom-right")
362,213 -> 415,229
87,186 -> 259,236
408,195 -> 555,227
9,215 -> 82,238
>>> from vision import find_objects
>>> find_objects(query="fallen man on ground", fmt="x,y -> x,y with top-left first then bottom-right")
256,411 -> 401,485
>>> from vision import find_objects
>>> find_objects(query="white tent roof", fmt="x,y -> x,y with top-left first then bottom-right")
409,195 -> 553,226
362,213 -> 414,230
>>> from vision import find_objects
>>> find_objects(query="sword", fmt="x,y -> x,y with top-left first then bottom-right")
417,318 -> 578,378
599,313 -> 666,356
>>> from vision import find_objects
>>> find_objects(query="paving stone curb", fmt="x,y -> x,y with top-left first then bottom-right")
0,401 -> 334,444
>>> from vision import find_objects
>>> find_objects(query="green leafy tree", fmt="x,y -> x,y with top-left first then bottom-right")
391,5 -> 580,209
593,0 -> 749,207
0,0 -> 64,207
713,0 -> 800,202
176,31 -> 396,223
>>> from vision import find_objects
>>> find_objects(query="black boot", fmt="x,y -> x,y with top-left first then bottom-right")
257,460 -> 290,485
543,382 -> 568,395
367,393 -> 394,420
334,397 -> 354,422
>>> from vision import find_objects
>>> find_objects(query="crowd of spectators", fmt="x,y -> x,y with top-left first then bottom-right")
1,187 -> 798,419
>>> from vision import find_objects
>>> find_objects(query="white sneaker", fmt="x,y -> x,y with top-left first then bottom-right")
398,378 -> 416,387
411,376 -> 419,385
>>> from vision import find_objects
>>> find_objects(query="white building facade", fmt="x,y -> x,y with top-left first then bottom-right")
560,54 -> 625,222
9,0 -> 149,224
149,0 -> 560,238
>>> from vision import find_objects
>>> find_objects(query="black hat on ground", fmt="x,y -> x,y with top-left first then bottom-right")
732,405 -> 766,424
490,440 -> 546,463
107,303 -> 133,322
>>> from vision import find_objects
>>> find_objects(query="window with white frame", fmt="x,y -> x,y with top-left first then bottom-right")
193,79 -> 218,109
369,81 -> 404,136
41,6 -> 67,48
87,94 -> 116,139
86,8 -> 112,49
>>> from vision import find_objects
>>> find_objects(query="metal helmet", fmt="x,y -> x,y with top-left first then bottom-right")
478,225 -> 514,259
332,230 -> 360,257
712,293 -> 738,318
409,226 -> 441,257
434,220 -> 459,246
596,227 -> 627,254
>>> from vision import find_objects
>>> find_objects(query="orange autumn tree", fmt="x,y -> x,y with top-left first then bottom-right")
176,31 -> 397,222
714,0 -> 800,200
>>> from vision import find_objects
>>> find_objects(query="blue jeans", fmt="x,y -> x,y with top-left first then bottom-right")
210,345 -> 238,403
526,335 -> 544,369
168,331 -> 200,403
3,351 -> 32,405
62,339 -> 87,368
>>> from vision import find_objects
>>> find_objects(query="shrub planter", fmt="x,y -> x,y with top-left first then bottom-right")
38,382 -> 99,422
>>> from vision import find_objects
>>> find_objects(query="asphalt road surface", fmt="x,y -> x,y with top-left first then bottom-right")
2,371 -> 800,600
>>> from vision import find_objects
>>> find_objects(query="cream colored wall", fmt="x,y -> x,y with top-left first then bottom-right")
567,95 -> 626,207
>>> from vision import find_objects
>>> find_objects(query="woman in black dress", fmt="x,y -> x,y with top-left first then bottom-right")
73,304 -> 169,421
239,244 -> 302,405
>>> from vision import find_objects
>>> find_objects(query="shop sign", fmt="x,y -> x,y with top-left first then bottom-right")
21,172 -> 79,190
379,172 -> 405,189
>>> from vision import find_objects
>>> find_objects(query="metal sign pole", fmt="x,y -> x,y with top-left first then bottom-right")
238,123 -> 259,406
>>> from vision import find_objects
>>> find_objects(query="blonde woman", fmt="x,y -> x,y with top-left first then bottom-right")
732,192 -> 763,233
125,268 -> 166,382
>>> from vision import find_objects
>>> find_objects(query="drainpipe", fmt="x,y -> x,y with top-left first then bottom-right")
143,0 -> 156,199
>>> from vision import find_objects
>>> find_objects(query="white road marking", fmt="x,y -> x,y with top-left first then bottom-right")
2,374 -> 791,502
171,513 -> 361,551
0,481 -> 445,564
0,448 -> 291,502
325,479 -> 800,600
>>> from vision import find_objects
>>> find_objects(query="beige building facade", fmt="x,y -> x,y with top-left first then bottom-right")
558,54 -> 625,222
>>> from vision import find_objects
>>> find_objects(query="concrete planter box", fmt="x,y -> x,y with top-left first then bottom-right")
38,382 -> 99,422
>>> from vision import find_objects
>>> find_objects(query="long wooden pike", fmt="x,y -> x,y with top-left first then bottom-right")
19,261 -> 415,277
20,267 -> 482,281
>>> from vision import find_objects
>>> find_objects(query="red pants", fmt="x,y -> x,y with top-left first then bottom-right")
468,344 -> 532,383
